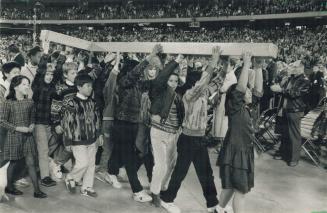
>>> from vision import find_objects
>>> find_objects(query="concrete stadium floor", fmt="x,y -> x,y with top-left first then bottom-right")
0,149 -> 326,213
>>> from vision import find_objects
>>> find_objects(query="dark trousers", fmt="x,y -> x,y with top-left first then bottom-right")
95,146 -> 103,166
7,154 -> 40,192
107,144 -> 153,183
49,133 -> 73,165
161,133 -> 218,208
279,112 -> 303,163
108,120 -> 143,193
137,150 -> 154,183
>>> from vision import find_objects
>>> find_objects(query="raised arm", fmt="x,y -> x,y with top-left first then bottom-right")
207,58 -> 229,96
149,55 -> 182,97
184,46 -> 222,102
236,52 -> 252,93
103,53 -> 120,121
119,44 -> 162,88
253,58 -> 264,98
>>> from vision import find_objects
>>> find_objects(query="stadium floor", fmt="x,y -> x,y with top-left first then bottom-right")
0,149 -> 326,213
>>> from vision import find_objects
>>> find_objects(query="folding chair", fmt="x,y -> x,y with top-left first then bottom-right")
300,97 -> 327,167
255,107 -> 279,151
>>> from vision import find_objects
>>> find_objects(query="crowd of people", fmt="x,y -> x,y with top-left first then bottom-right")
0,1 -> 326,213
1,0 -> 327,20
0,26 -> 326,213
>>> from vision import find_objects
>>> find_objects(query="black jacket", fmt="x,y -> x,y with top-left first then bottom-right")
115,60 -> 149,123
280,74 -> 310,113
148,61 -> 184,125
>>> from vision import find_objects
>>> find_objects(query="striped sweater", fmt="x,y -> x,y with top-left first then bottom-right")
151,101 -> 180,134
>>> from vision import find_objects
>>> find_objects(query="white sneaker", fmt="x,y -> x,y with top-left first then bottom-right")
81,187 -> 98,198
161,200 -> 181,213
117,168 -> 128,182
224,205 -> 233,213
49,160 -> 63,180
14,178 -> 30,188
208,205 -> 225,213
96,172 -> 122,189
133,190 -> 152,203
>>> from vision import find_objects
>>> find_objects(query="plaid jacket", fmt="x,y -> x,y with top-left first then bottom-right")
32,73 -> 56,125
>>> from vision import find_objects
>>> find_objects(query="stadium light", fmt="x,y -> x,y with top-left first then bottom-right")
33,1 -> 44,45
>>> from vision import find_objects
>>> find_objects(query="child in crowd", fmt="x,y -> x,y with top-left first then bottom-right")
0,75 -> 47,198
0,61 -> 21,101
148,53 -> 184,207
97,52 -> 126,189
21,46 -> 42,98
32,63 -> 57,187
217,52 -> 263,213
0,61 -> 21,201
50,62 -> 78,178
160,47 -> 226,213
105,46 -> 165,203
63,74 -> 103,197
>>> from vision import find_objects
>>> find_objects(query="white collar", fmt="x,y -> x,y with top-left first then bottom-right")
27,61 -> 38,68
12,53 -> 20,60
65,80 -> 74,86
76,92 -> 88,100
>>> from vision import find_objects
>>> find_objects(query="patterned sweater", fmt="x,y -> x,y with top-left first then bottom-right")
51,81 -> 78,126
62,94 -> 101,146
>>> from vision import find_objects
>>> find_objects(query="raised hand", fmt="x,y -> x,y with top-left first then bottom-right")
210,46 -> 222,67
175,54 -> 184,64
97,54 -> 105,63
151,44 -> 163,56
242,51 -> 252,68
77,52 -> 86,62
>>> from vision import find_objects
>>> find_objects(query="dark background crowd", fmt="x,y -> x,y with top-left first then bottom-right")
1,0 -> 327,20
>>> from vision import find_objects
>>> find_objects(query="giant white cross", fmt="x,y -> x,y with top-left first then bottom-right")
40,30 -> 278,58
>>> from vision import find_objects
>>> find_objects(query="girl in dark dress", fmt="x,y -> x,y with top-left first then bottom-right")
0,75 -> 47,198
217,53 -> 263,213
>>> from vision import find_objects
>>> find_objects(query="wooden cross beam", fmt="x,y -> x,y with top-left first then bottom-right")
40,30 -> 278,58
